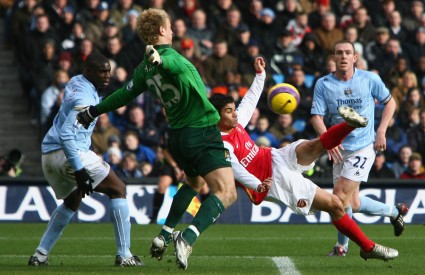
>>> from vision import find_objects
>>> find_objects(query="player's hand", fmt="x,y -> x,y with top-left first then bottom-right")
74,168 -> 94,198
257,177 -> 272,193
374,130 -> 386,152
146,45 -> 162,66
254,57 -> 266,73
75,105 -> 99,129
327,145 -> 344,164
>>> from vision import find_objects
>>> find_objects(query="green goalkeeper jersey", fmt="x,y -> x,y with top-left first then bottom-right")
96,44 -> 219,129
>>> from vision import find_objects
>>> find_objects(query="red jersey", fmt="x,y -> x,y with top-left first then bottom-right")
222,124 -> 272,204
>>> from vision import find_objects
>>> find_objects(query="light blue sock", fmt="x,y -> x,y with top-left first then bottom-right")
37,204 -> 74,255
337,206 -> 351,250
358,196 -> 398,218
110,198 -> 132,258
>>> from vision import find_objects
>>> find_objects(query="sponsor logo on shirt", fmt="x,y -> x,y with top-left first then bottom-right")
240,142 -> 259,167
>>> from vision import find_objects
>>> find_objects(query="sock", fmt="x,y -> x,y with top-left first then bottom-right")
183,194 -> 225,246
161,184 -> 197,241
320,122 -> 354,150
332,213 -> 374,252
37,204 -> 74,255
110,198 -> 132,258
358,196 -> 397,218
151,191 -> 164,222
337,206 -> 352,249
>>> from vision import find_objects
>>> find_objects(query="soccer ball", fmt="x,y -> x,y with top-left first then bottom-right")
267,83 -> 300,114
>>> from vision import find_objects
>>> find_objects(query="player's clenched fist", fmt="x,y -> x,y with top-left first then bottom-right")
75,105 -> 99,129
146,45 -> 162,66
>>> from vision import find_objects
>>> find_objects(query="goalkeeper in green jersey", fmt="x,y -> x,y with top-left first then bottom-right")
76,8 -> 236,270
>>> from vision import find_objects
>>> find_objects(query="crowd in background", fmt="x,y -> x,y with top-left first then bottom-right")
1,0 -> 425,180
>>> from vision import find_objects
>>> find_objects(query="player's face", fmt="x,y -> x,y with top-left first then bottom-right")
333,43 -> 357,73
218,103 -> 238,131
93,62 -> 111,89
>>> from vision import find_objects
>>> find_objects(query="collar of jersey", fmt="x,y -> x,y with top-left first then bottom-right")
154,44 -> 171,50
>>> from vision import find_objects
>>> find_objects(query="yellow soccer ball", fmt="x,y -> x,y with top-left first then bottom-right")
267,83 -> 300,114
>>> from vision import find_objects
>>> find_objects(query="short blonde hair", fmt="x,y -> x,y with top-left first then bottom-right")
136,8 -> 170,45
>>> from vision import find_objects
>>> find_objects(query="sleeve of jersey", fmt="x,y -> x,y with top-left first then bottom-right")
97,72 -> 146,114
60,108 -> 84,171
370,73 -> 392,104
310,80 -> 327,116
236,71 -> 266,127
223,141 -> 262,190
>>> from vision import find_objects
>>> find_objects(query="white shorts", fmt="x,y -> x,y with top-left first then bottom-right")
332,143 -> 375,184
42,150 -> 110,199
268,140 -> 318,216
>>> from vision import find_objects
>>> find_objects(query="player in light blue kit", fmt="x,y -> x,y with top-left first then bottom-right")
28,52 -> 142,267
311,40 -> 408,256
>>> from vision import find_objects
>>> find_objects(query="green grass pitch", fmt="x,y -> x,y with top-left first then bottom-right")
0,223 -> 424,274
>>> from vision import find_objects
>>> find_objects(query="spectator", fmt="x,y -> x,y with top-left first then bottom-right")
85,1 -> 110,51
392,145 -> 413,178
269,113 -> 297,143
75,0 -> 100,26
186,9 -> 215,60
116,152 -> 144,178
109,0 -> 142,29
251,7 -> 282,51
40,69 -> 69,133
373,38 -> 405,81
171,18 -> 192,55
344,25 -> 363,57
60,20 -> 86,52
245,106 -> 260,135
391,70 -> 418,113
231,23 -> 252,58
387,10 -> 409,45
244,0 -> 263,29
404,27 -> 425,69
398,87 -> 425,129
370,0 -> 396,28
125,105 -> 160,148
399,152 -> 425,179
407,109 -> 425,161
203,40 -> 238,88
369,151 -> 396,179
402,0 -> 424,33
206,0 -> 238,32
103,35 -> 123,60
91,113 -> 121,154
350,6 -> 376,46
313,11 -> 344,54
285,11 -> 311,47
287,68 -> 313,119
105,146 -> 123,172
238,39 -> 262,86
249,115 -> 280,148
269,29 -> 304,78
299,32 -> 326,77
122,131 -> 156,165
308,0 -> 331,30
71,38 -> 94,74
364,27 -> 390,65
215,7 -> 244,51
109,105 -> 128,132
120,9 -> 139,45
385,116 -> 408,162
385,56 -> 409,90
0,149 -> 24,177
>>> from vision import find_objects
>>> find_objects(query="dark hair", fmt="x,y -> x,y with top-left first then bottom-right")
209,93 -> 234,113
85,51 -> 109,69
333,40 -> 355,54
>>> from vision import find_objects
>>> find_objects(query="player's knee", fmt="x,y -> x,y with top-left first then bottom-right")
329,194 -> 345,216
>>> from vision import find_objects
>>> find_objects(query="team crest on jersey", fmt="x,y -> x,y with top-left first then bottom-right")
344,88 -> 352,96
297,199 -> 307,208
245,141 -> 253,150
224,149 -> 231,162
126,80 -> 133,91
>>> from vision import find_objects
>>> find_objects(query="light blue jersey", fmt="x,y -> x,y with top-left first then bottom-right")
42,75 -> 99,171
311,69 -> 391,151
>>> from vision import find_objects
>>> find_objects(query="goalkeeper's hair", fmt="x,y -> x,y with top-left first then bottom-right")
137,8 -> 170,45
209,93 -> 234,113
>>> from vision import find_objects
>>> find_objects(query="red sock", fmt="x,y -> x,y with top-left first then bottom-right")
332,214 -> 375,252
320,122 -> 354,150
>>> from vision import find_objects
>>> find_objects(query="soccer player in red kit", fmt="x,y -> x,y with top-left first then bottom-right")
209,57 -> 398,261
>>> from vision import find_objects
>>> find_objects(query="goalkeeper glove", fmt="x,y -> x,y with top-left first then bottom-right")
74,168 -> 94,198
75,105 -> 99,129
146,45 -> 162,66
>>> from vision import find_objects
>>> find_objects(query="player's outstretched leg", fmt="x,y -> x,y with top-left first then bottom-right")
360,243 -> 398,261
337,106 -> 368,128
390,203 -> 409,236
